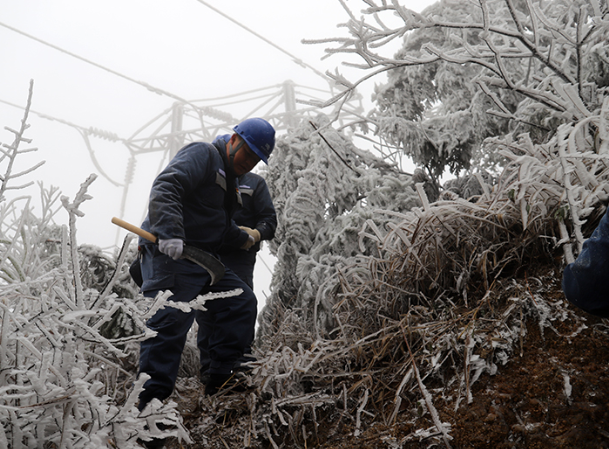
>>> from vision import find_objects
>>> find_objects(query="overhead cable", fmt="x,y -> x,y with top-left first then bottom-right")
194,0 -> 331,83
0,21 -> 192,105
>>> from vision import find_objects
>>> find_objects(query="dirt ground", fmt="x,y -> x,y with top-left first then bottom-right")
164,272 -> 609,449
447,301 -> 609,448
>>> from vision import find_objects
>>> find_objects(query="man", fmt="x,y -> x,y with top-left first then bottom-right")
197,166 -> 277,382
135,118 -> 275,446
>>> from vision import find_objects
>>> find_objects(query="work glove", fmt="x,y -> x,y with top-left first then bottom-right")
239,226 -> 261,243
158,238 -> 184,260
240,234 -> 256,251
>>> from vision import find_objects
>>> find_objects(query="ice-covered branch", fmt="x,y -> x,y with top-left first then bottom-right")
314,0 -> 605,120
61,174 -> 97,307
0,80 -> 44,202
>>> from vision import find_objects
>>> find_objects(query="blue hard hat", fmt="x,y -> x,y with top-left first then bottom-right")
233,118 -> 275,164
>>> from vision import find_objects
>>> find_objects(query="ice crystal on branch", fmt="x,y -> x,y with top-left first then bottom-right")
258,114 -> 420,340
0,80 -> 44,203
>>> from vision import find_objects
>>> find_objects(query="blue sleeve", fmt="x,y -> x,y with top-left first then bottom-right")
147,143 -> 212,240
562,208 -> 609,317
252,177 -> 277,242
226,220 -> 250,248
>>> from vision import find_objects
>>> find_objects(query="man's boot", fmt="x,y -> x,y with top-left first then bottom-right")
204,372 -> 233,396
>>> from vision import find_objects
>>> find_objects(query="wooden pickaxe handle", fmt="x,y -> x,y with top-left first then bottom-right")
111,217 -> 157,243
111,216 -> 226,285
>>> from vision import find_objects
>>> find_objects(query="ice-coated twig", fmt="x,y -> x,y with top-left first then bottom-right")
0,80 -> 44,202
60,174 -> 98,308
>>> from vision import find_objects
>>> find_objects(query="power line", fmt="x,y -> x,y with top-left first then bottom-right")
0,97 -> 129,186
0,2 -> 334,104
194,0 -> 331,84
0,15 -> 334,114
0,21 -> 192,106
0,0 -> 343,117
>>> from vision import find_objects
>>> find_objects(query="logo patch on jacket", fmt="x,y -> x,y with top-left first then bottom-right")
235,185 -> 243,206
239,184 -> 254,197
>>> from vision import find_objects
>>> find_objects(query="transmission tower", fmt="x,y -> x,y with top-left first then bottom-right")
0,18 -> 368,245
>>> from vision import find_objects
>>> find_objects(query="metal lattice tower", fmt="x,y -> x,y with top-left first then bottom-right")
0,76 -> 365,247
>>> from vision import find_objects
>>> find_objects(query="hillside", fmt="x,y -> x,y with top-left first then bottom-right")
156,261 -> 609,448
136,107 -> 609,448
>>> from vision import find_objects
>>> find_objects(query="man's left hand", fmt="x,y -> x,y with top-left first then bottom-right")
239,226 -> 261,243
240,235 -> 256,250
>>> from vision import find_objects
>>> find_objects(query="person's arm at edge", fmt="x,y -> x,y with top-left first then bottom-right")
563,207 -> 609,317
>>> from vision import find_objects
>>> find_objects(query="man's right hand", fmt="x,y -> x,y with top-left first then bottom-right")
158,238 -> 184,260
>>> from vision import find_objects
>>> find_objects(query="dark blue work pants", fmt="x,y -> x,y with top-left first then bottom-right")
138,267 -> 257,409
197,250 -> 257,374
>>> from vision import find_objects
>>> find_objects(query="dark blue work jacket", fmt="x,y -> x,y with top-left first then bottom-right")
563,207 -> 609,317
218,172 -> 277,286
224,171 -> 276,253
139,139 -> 249,294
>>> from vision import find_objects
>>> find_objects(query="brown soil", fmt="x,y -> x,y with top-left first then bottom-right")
166,272 -> 609,449
448,309 -> 609,448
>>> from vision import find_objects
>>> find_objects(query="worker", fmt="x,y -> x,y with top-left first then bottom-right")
197,166 -> 277,383
135,118 -> 275,448
563,207 -> 609,317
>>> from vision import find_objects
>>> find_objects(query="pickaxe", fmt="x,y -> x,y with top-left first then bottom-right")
111,217 -> 226,285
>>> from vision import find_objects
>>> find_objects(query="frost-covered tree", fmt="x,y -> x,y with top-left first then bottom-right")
257,114 -> 420,340
313,0 -> 609,182
372,1 -> 521,179
240,5 -> 609,443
